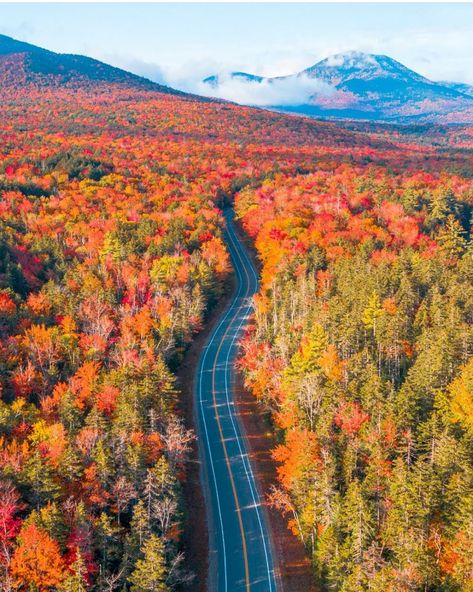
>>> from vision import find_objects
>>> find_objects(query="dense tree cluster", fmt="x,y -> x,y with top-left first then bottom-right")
1,71 -> 472,591
0,86 -> 238,592
236,163 -> 473,590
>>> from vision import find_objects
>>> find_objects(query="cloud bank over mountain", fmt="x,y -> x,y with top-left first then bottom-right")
184,73 -> 333,106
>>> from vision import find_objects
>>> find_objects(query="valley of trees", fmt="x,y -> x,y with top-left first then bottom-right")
0,62 -> 472,591
0,77 -> 377,591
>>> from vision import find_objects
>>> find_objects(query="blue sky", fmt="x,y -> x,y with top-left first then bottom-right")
1,2 -> 473,93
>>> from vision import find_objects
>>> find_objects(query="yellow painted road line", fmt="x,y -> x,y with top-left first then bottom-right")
211,252 -> 251,592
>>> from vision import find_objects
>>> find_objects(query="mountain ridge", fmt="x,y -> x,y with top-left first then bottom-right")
202,51 -> 473,123
0,33 -> 185,95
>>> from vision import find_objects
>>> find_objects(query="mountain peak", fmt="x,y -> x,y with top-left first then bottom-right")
322,50 -> 383,67
304,51 -> 429,86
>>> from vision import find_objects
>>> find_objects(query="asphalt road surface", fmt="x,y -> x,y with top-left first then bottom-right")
196,209 -> 278,592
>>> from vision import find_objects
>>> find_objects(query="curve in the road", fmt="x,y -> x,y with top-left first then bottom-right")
196,210 -> 278,592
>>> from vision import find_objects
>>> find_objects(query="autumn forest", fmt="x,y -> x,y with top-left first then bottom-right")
0,30 -> 472,592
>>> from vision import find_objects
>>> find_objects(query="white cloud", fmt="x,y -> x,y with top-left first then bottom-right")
167,72 -> 333,106
325,54 -> 346,68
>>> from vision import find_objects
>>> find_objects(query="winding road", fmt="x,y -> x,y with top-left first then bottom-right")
196,210 -> 278,592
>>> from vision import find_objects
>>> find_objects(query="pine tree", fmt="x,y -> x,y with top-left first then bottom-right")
340,480 -> 375,570
21,451 -> 60,508
429,187 -> 456,226
437,215 -> 467,259
95,512 -> 122,582
362,291 -> 383,335
128,534 -> 168,592
125,500 -> 151,563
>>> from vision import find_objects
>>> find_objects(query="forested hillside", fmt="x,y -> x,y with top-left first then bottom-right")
236,161 -> 473,590
0,87 -> 236,591
0,37 -> 472,591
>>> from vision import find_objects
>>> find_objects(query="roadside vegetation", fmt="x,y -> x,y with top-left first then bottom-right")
237,163 -> 473,591
0,69 -> 472,591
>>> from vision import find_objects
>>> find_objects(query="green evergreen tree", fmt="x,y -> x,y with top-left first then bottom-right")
437,214 -> 467,259
128,534 -> 169,592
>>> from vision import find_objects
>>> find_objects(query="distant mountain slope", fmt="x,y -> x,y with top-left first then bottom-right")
203,71 -> 264,88
203,51 -> 473,123
0,34 -> 182,94
439,80 -> 473,98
